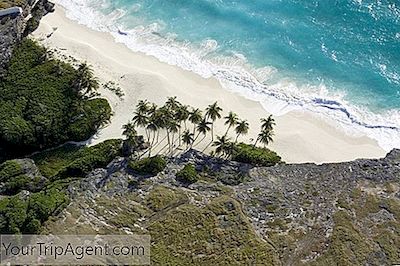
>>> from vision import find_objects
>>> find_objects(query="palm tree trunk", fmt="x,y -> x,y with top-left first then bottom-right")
235,134 -> 240,143
167,131 -> 171,153
211,123 -> 214,141
193,131 -> 202,146
224,125 -> 231,137
151,131 -> 156,146
253,138 -> 259,147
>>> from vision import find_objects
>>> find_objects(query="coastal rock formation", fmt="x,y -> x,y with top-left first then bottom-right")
0,0 -> 54,76
43,149 -> 400,265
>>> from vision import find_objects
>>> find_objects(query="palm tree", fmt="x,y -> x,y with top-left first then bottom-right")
235,119 -> 249,143
146,120 -> 158,157
224,111 -> 238,136
261,115 -> 276,131
136,100 -> 150,114
255,128 -> 274,148
132,111 -> 149,140
148,103 -> 158,114
205,102 -> 223,140
122,122 -> 138,151
194,118 -> 212,144
146,120 -> 158,145
182,130 -> 194,150
166,96 -> 181,110
122,122 -> 137,141
212,135 -> 232,158
167,120 -> 180,153
73,63 -> 99,97
175,105 -> 190,145
188,108 -> 203,134
151,109 -> 166,144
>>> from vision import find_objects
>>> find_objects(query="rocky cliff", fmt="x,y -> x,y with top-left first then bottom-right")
42,149 -> 400,265
0,0 -> 54,76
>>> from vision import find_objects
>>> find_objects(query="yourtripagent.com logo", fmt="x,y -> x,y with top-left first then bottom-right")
0,235 -> 150,265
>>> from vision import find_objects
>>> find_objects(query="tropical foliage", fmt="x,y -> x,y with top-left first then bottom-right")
231,143 -> 281,166
0,39 -> 111,161
32,139 -> 122,179
0,182 -> 69,234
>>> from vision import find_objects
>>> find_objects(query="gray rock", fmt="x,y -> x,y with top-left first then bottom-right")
0,0 -> 54,76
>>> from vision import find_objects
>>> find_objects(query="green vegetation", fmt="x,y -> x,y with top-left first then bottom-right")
145,186 -> 187,212
32,139 -> 122,178
0,160 -> 42,195
150,196 -> 280,265
231,143 -> 281,166
0,39 -> 111,161
175,164 -> 198,184
0,183 -> 69,234
128,156 -> 166,176
0,160 -> 22,178
311,211 -> 374,265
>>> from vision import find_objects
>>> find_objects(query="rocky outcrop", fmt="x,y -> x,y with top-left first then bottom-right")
0,0 -> 54,76
44,148 -> 400,265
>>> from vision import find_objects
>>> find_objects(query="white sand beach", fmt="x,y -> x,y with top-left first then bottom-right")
31,5 -> 387,164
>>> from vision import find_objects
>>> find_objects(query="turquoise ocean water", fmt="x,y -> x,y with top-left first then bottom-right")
58,0 -> 400,150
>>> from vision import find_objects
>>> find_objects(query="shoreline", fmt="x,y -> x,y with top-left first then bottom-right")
31,5 -> 386,164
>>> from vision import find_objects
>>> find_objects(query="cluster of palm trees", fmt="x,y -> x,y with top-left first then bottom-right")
211,114 -> 275,158
122,97 -> 276,158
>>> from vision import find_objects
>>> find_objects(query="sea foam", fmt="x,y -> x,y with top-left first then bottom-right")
56,0 -> 400,151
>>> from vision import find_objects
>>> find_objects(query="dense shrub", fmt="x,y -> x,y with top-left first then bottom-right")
0,160 -> 23,181
60,139 -> 122,178
0,160 -> 43,195
0,184 -> 69,234
176,164 -> 198,184
128,156 -> 166,176
32,139 -> 122,178
0,39 -> 111,160
68,98 -> 112,141
231,143 -> 281,166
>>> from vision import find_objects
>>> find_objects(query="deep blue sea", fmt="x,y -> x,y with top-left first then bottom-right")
58,0 -> 400,149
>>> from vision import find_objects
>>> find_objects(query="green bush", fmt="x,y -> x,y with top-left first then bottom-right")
68,98 -> 112,141
176,164 -> 198,184
32,139 -> 122,178
0,185 -> 69,234
128,156 -> 166,176
231,143 -> 281,166
3,175 -> 31,195
0,160 -> 43,195
0,160 -> 23,181
0,39 -> 112,160
61,139 -> 122,178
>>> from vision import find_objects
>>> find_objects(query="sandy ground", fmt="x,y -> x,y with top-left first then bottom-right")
31,5 -> 387,164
